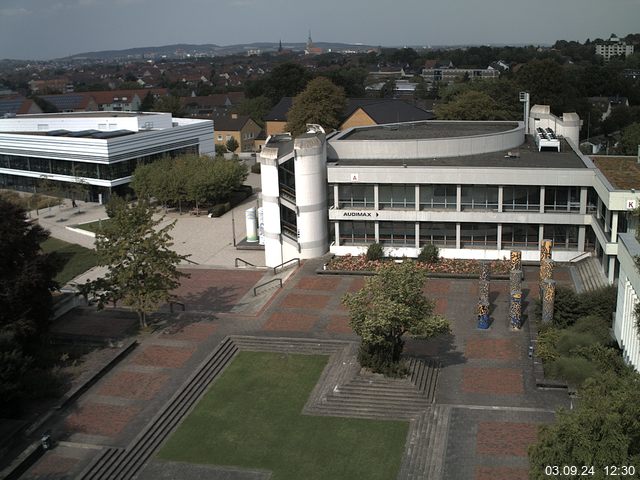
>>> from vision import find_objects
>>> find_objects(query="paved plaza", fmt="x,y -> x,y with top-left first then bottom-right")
15,256 -> 574,479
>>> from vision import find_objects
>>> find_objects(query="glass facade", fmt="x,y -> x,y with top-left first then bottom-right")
545,186 -> 580,212
338,185 -> 375,208
378,184 -> 415,209
461,186 -> 499,211
420,222 -> 456,247
419,185 -> 456,210
0,145 -> 198,182
543,224 -> 579,250
503,186 -> 540,211
339,221 -> 375,245
502,223 -> 539,248
379,221 -> 415,246
460,223 -> 497,248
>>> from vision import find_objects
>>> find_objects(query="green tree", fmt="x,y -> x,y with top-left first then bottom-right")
246,62 -> 312,104
435,90 -> 512,120
285,77 -> 346,136
620,123 -> 640,155
225,136 -> 239,153
529,371 -> 640,479
237,95 -> 273,127
153,95 -> 185,117
86,200 -> 188,328
139,91 -> 156,111
0,198 -> 59,415
379,79 -> 396,99
342,262 -> 450,375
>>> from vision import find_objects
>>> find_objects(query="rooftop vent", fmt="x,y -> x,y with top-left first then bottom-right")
535,127 -> 560,152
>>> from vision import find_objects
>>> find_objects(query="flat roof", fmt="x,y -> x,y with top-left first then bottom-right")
339,121 -> 520,141
11,111 -> 157,119
591,156 -> 640,190
329,136 -> 587,169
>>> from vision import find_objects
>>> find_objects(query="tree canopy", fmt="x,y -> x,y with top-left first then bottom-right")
85,199 -> 188,328
435,90 -> 514,121
342,261 -> 450,375
285,77 -> 346,136
529,370 -> 640,478
620,123 -> 640,155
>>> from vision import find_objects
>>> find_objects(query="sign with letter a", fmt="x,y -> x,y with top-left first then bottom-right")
350,173 -> 359,182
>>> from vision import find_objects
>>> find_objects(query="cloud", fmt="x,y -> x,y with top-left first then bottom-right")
0,7 -> 31,16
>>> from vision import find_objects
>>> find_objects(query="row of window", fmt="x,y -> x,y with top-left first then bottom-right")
0,146 -> 198,181
334,184 -> 587,212
338,221 -> 588,250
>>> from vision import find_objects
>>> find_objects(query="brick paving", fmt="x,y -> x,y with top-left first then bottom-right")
26,454 -> 79,477
97,371 -> 169,400
475,466 -> 529,480
22,261 -> 576,480
462,367 -> 524,395
65,402 -> 141,437
132,344 -> 196,369
465,338 -> 519,361
476,422 -> 539,456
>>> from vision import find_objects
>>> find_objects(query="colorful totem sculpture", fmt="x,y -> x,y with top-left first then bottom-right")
510,250 -> 522,273
477,300 -> 490,329
477,262 -> 491,329
540,239 -> 552,261
510,290 -> 523,329
542,279 -> 556,323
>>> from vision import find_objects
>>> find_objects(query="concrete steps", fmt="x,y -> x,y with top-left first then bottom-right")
397,405 -> 451,480
78,337 -> 239,480
573,257 -> 608,293
408,357 -> 440,402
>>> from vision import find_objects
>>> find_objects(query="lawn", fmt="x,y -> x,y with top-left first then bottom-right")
41,237 -> 97,285
158,352 -> 409,480
75,219 -> 111,233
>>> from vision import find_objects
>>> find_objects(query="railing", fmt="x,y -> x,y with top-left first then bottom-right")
253,278 -> 283,296
273,258 -> 300,275
183,257 -> 199,265
568,251 -> 592,263
235,257 -> 257,268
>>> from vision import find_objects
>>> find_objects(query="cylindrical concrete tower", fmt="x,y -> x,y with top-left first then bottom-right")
259,144 -> 283,267
293,133 -> 329,259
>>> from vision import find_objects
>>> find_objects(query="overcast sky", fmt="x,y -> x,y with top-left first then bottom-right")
1,0 -> 639,60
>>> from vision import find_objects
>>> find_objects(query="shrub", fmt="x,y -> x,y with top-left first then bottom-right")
555,331 -> 601,357
568,315 -> 612,346
551,285 -> 616,329
544,356 -> 597,386
357,343 -> 409,378
251,162 -> 261,174
418,244 -> 439,264
365,242 -> 384,261
536,327 -> 560,362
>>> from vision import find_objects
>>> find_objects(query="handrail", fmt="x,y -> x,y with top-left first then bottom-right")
183,257 -> 199,265
253,278 -> 282,296
273,257 -> 300,274
235,257 -> 257,268
568,251 -> 592,263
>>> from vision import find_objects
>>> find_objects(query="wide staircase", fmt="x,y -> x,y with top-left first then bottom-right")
572,256 -> 609,293
397,405 -> 452,480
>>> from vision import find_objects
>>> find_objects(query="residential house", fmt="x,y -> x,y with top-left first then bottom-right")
214,113 -> 262,152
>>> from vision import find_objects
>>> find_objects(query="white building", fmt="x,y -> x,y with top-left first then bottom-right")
595,36 -> 634,61
258,106 -> 640,371
0,111 -> 214,202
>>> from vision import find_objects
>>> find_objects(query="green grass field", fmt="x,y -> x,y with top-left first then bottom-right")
75,219 -> 111,233
41,237 -> 97,285
159,352 -> 409,480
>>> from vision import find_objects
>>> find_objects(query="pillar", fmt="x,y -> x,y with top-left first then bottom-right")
541,279 -> 556,324
510,290 -> 523,329
540,239 -> 552,260
510,250 -> 522,272
477,300 -> 490,329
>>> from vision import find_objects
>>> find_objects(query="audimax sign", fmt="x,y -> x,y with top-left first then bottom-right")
343,211 -> 379,217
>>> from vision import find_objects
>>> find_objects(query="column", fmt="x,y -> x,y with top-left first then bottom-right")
608,256 -> 616,284
415,222 -> 420,249
415,185 -> 420,211
498,186 -> 503,213
579,187 -> 587,215
374,221 -> 380,243
539,186 -> 545,213
604,208 -> 610,234
456,184 -> 462,212
596,197 -> 602,220
578,226 -> 586,252
497,224 -> 503,251
611,212 -> 619,243
334,221 -> 340,246
333,185 -> 339,209
374,184 -> 379,210
456,223 -> 461,249
538,225 -> 544,249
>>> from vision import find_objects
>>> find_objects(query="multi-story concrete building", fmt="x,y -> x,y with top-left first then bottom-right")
258,105 -> 640,371
0,111 -> 214,202
595,36 -> 634,61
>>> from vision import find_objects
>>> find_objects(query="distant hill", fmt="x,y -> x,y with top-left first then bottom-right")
62,42 -> 380,60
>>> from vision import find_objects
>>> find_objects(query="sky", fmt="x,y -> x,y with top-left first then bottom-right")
1,0 -> 639,60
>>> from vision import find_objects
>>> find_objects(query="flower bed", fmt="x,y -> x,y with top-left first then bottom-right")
326,254 -> 511,276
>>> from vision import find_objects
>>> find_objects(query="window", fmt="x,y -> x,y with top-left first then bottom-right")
502,224 -> 539,248
420,222 -> 456,247
545,186 -> 580,212
461,186 -> 498,211
217,135 -> 223,141
460,223 -> 497,248
378,184 -> 415,209
503,186 -> 540,211
379,222 -> 415,246
280,205 -> 297,240
339,221 -> 375,245
420,184 -> 456,210
338,185 -> 374,208
543,224 -> 578,250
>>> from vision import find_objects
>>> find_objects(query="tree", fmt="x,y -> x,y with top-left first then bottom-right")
435,90 -> 512,120
285,77 -> 346,136
153,95 -> 184,117
379,79 -> 396,99
237,95 -> 272,127
86,200 -> 189,328
529,371 -> 640,479
246,62 -> 312,104
342,262 -> 450,375
620,123 -> 640,155
138,91 -> 155,111
0,198 -> 59,415
225,136 -> 239,153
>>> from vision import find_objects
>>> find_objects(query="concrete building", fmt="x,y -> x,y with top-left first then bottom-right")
595,35 -> 634,61
0,111 -> 214,202
258,106 -> 640,370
